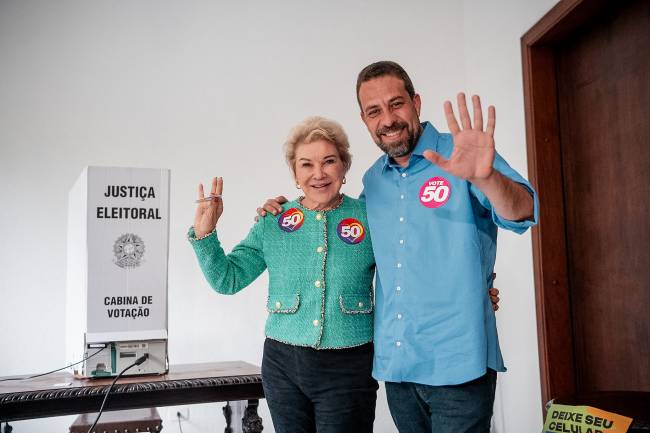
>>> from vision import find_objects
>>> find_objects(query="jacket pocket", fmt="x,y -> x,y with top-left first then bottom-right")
339,293 -> 373,314
267,294 -> 300,313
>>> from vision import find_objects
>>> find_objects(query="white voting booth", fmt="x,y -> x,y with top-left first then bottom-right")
66,166 -> 170,377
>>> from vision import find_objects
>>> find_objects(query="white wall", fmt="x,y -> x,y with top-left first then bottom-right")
0,0 -> 557,431
460,1 -> 560,431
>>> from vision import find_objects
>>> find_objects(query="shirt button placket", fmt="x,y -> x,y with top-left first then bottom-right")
396,169 -> 407,295
395,169 -> 408,354
394,310 -> 404,352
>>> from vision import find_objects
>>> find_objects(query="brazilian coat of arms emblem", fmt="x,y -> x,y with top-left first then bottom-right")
113,233 -> 145,268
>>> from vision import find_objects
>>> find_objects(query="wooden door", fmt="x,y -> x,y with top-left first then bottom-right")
522,0 -> 650,406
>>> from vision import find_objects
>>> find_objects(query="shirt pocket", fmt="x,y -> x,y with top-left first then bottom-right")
339,293 -> 373,314
266,293 -> 300,313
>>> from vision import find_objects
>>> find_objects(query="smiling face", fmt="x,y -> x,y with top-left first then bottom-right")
294,139 -> 346,210
358,75 -> 422,164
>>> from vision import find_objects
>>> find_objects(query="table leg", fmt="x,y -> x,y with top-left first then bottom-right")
223,402 -> 233,433
223,400 -> 263,433
242,400 -> 263,433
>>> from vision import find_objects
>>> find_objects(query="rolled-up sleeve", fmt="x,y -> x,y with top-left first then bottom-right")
470,152 -> 539,234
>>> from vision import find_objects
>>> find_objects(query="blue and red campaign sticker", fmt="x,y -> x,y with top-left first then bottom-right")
278,208 -> 304,232
337,218 -> 366,244
418,176 -> 451,208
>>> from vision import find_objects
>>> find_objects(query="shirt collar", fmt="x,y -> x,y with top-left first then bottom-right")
381,121 -> 440,172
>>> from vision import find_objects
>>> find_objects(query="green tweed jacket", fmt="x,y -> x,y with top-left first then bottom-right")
188,195 -> 376,349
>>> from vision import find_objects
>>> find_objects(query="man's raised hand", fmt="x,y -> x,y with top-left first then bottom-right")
423,93 -> 496,182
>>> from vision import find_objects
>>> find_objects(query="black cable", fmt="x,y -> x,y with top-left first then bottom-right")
0,347 -> 106,382
85,354 -> 149,433
177,411 -> 185,433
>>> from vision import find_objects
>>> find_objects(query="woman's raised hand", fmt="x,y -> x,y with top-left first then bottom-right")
193,177 -> 224,238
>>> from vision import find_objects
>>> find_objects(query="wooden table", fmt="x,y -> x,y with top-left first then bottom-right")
0,361 -> 264,432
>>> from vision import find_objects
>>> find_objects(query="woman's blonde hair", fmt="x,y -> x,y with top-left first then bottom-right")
285,116 -> 352,174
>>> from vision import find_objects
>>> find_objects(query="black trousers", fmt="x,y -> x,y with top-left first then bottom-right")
261,338 -> 378,433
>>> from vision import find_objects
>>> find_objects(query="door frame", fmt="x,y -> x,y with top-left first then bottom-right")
521,0 -> 612,407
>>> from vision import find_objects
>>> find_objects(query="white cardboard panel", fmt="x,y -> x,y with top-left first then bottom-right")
66,166 -> 170,366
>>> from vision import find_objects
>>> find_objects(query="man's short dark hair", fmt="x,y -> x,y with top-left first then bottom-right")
356,61 -> 416,108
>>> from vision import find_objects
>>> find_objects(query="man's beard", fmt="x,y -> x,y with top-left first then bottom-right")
375,122 -> 418,158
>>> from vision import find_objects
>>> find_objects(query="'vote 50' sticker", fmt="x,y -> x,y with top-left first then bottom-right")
278,208 -> 304,232
419,177 -> 451,208
337,218 -> 365,244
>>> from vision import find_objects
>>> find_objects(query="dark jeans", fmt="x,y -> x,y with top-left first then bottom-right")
385,369 -> 497,433
261,338 -> 378,433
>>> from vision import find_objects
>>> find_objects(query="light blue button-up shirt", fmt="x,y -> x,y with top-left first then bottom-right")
361,122 -> 539,386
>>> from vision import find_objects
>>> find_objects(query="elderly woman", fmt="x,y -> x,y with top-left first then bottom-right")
188,116 -> 378,433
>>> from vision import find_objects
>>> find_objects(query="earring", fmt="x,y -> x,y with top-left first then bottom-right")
296,183 -> 301,189
342,177 -> 346,184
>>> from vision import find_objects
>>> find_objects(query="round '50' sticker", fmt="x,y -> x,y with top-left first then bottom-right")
419,177 -> 451,208
278,208 -> 304,232
337,218 -> 365,244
